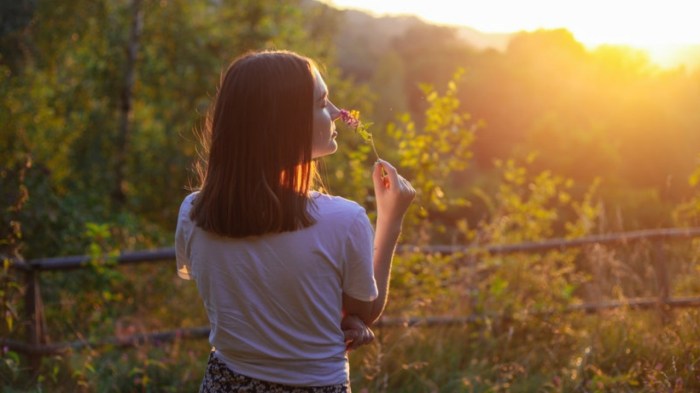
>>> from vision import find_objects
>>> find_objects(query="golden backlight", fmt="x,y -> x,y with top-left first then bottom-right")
322,0 -> 700,69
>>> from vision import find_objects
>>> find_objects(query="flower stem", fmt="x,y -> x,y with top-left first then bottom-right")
369,135 -> 380,161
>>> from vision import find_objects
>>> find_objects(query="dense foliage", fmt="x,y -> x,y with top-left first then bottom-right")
2,0 -> 700,391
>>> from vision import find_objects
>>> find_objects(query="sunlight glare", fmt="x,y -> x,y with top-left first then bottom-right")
322,0 -> 700,68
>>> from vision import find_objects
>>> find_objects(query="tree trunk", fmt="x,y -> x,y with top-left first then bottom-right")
112,0 -> 143,206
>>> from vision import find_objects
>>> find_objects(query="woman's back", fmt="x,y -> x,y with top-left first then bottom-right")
176,191 -> 377,386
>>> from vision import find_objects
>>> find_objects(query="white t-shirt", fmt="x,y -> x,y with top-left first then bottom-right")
175,191 -> 378,386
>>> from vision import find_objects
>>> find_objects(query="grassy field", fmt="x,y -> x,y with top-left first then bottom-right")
3,309 -> 699,392
2,240 -> 700,392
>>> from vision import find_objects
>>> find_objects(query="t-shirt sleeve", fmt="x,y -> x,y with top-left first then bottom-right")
175,194 -> 195,280
342,209 -> 378,301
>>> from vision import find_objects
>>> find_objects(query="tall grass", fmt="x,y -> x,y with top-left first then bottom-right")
2,238 -> 699,392
349,309 -> 700,392
4,309 -> 698,391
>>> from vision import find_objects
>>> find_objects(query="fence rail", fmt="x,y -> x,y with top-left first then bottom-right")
5,227 -> 700,374
17,227 -> 700,271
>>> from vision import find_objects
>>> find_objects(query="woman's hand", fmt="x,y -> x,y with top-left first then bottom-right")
372,159 -> 416,227
341,314 -> 375,351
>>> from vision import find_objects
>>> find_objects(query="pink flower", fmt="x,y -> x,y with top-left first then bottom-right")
339,108 -> 379,160
339,109 -> 360,128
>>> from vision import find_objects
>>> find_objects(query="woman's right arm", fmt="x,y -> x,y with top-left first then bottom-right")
344,159 -> 415,326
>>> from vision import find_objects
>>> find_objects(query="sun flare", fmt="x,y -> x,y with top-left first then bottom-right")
322,0 -> 700,68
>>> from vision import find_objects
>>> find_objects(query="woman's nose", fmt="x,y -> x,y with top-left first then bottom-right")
330,102 -> 341,121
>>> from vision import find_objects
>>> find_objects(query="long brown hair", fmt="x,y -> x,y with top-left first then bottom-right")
190,50 -> 318,237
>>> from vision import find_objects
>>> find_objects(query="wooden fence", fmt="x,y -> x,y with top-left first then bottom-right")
4,227 -> 700,374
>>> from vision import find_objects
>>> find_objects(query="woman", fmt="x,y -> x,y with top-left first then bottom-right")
175,50 -> 415,392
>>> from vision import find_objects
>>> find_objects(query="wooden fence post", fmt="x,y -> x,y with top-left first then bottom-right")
24,267 -> 46,376
653,241 -> 671,324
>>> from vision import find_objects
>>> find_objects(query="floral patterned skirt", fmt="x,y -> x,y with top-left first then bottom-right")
199,352 -> 350,393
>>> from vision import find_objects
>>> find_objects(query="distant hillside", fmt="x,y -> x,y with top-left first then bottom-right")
307,1 -> 700,73
335,8 -> 511,51
312,3 -> 513,80
454,25 -> 512,51
332,9 -> 424,80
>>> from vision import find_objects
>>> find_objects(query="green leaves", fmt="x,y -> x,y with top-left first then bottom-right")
673,155 -> 700,226
387,68 -> 479,241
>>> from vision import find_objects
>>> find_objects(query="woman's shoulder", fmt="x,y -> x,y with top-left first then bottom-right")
310,192 -> 366,217
178,191 -> 200,217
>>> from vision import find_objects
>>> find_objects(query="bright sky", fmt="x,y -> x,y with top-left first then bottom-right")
321,0 -> 700,46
